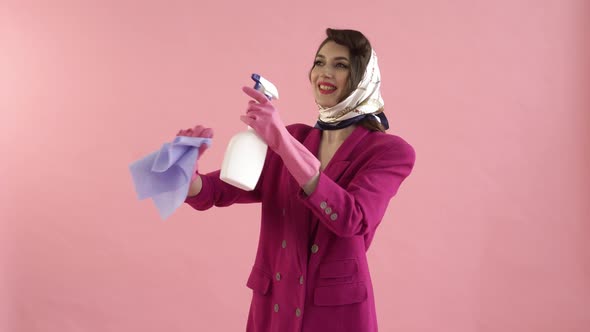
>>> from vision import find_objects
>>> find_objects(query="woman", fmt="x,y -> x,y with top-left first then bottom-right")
178,28 -> 415,332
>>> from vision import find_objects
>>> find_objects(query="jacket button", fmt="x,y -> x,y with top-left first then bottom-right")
330,213 -> 338,221
320,201 -> 327,209
311,244 -> 319,254
295,308 -> 302,317
281,240 -> 287,248
299,275 -> 304,285
274,304 -> 279,312
276,272 -> 281,281
282,208 -> 286,216
325,207 -> 332,214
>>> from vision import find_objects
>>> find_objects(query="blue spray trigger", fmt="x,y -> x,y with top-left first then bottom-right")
251,74 -> 262,90
251,73 -> 278,100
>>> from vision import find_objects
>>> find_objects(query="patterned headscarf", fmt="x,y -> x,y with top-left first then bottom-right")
315,49 -> 388,130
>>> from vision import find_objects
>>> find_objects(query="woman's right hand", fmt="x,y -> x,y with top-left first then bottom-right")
176,125 -> 214,188
177,125 -> 214,158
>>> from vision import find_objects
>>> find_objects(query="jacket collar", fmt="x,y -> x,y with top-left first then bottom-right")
303,125 -> 370,182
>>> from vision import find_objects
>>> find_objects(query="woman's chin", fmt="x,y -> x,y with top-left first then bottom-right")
315,99 -> 337,109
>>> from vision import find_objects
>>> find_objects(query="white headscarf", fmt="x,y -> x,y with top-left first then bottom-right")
317,49 -> 384,124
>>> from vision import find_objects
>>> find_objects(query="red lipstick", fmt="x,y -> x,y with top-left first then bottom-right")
318,82 -> 336,95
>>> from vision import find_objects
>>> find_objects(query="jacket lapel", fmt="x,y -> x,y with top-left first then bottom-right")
322,125 -> 370,182
295,125 -> 371,271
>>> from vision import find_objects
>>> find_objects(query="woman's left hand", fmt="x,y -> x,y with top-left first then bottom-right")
240,86 -> 288,151
240,86 -> 320,190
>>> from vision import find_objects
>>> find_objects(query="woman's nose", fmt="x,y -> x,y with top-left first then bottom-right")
320,67 -> 334,78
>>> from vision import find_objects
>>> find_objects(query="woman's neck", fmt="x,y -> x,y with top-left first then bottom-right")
321,125 -> 357,144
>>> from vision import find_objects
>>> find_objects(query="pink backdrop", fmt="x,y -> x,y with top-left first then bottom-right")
1,0 -> 589,331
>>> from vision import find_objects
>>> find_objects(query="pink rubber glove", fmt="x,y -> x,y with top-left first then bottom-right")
176,125 -> 214,182
240,86 -> 320,187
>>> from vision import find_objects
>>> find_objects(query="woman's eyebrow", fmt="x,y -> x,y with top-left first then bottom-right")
315,54 -> 350,62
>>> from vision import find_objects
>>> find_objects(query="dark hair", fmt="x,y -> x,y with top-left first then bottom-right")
309,28 -> 386,132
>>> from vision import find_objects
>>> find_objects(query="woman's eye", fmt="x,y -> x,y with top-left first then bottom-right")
336,63 -> 349,69
314,60 -> 323,66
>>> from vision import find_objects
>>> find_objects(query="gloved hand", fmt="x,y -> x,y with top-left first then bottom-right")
240,86 -> 320,187
176,125 -> 214,181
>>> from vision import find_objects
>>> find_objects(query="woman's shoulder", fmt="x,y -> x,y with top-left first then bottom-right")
363,129 -> 416,161
369,130 -> 413,148
285,123 -> 316,139
283,123 -> 415,161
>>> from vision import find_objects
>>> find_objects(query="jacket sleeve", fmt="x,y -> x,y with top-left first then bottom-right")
184,169 -> 263,210
297,141 -> 416,237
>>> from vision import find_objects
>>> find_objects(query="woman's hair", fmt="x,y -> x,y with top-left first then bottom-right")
310,28 -> 386,132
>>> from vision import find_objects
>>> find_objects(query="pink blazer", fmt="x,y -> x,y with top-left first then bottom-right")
186,124 -> 416,332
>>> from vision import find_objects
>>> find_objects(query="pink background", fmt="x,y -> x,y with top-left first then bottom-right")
1,0 -> 589,331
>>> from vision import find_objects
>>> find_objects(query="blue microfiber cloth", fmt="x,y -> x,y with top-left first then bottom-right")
129,136 -> 212,220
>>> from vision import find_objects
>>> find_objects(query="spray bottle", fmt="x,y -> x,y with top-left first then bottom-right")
219,74 -> 280,191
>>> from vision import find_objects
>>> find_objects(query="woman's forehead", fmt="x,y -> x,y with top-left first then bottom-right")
317,41 -> 350,59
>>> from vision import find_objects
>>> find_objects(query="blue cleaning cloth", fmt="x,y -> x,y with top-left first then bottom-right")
129,136 -> 212,220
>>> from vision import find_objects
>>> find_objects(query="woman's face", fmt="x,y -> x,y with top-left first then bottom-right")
310,41 -> 351,108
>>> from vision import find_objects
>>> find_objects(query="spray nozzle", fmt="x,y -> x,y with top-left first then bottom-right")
251,74 -> 279,100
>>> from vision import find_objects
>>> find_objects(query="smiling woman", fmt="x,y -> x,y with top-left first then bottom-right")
310,42 -> 352,106
310,28 -> 387,132
179,28 -> 416,332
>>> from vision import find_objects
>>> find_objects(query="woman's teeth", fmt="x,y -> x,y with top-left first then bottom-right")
319,85 -> 336,91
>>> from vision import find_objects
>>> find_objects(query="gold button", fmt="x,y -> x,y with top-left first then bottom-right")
274,304 -> 279,312
330,213 -> 338,221
276,272 -> 281,281
295,308 -> 302,317
281,240 -> 287,248
320,201 -> 327,209
311,244 -> 319,253
325,207 -> 332,214
299,276 -> 304,285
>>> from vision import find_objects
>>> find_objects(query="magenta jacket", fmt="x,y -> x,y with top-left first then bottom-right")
185,124 -> 415,332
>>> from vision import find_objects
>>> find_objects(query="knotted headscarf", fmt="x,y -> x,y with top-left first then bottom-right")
315,49 -> 389,130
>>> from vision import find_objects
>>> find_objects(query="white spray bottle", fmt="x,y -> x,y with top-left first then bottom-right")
219,74 -> 280,191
